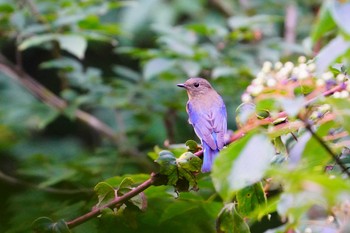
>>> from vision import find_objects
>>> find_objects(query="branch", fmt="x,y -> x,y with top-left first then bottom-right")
0,54 -> 118,140
194,111 -> 289,157
304,123 -> 350,178
66,173 -> 164,229
0,54 -> 153,169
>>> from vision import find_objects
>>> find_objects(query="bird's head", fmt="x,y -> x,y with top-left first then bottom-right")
177,77 -> 213,98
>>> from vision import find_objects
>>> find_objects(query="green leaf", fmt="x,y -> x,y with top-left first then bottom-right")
117,177 -> 134,196
38,167 -> 76,188
272,136 -> 288,158
94,182 -> 116,208
267,121 -> 301,139
57,35 -> 87,59
19,34 -> 57,50
311,2 -> 336,43
155,150 -> 178,185
155,150 -> 177,175
185,140 -> 200,153
143,58 -> 175,80
212,133 -> 274,201
103,174 -> 150,187
236,182 -> 266,217
216,203 -> 250,233
326,97 -> 350,135
19,34 -> 87,59
177,152 -> 202,172
160,201 -> 199,223
32,217 -> 71,233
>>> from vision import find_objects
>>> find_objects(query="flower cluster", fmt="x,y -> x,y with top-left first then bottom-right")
241,56 -> 349,103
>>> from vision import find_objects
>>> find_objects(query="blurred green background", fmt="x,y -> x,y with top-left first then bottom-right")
1,0 -> 349,232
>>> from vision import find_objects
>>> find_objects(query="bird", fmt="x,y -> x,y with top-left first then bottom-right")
177,77 -> 227,172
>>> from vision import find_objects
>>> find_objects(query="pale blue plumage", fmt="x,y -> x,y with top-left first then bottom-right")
177,77 -> 227,172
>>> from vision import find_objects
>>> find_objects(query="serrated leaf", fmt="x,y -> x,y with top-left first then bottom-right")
117,177 -> 146,209
32,217 -> 71,233
117,177 -> 134,195
212,133 -> 274,201
154,150 -> 177,175
216,203 -> 250,233
94,182 -> 116,208
155,150 -> 179,186
103,174 -> 150,187
185,140 -> 200,153
177,167 -> 196,191
129,192 -> 147,211
177,152 -> 202,172
237,182 -> 267,217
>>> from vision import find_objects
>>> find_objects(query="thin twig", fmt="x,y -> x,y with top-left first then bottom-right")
66,173 -> 162,229
304,123 -> 350,178
0,54 -> 153,168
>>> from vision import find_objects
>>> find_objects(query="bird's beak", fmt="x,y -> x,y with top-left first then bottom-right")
177,83 -> 186,88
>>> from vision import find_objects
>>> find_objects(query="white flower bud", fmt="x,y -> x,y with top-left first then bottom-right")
316,79 -> 325,86
340,90 -> 349,98
284,61 -> 294,71
266,78 -> 277,87
307,63 -> 316,72
274,61 -> 283,70
336,73 -> 346,82
298,70 -> 309,79
322,72 -> 334,80
241,93 -> 252,102
298,56 -> 307,63
333,91 -> 341,98
262,61 -> 272,73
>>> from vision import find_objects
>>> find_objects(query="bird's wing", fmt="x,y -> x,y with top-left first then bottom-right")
187,100 -> 227,150
212,103 -> 227,149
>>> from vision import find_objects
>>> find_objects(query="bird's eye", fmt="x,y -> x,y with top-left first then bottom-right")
194,82 -> 199,87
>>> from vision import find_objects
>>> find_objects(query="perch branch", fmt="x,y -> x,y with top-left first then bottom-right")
66,173 -> 162,229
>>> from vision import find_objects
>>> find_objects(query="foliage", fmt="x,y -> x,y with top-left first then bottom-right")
1,0 -> 350,233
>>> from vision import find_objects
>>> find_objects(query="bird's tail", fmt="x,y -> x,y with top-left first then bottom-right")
201,142 -> 219,173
